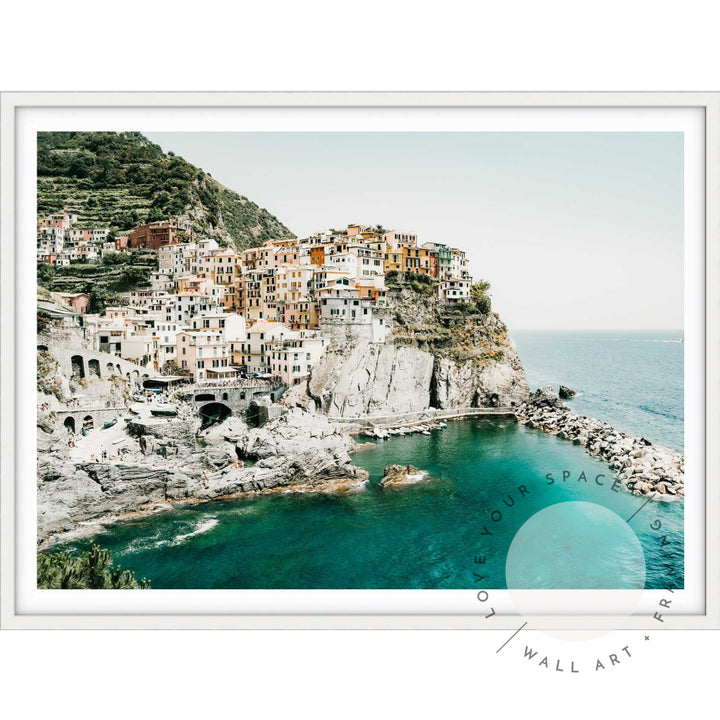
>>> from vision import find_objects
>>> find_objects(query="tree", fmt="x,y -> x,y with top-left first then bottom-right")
37,262 -> 55,287
145,207 -> 166,223
470,280 -> 491,298
161,360 -> 191,377
88,287 -> 112,314
470,280 -> 492,314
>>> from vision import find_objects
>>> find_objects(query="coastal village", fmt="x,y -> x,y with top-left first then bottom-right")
38,215 -> 473,387
36,211 -> 685,555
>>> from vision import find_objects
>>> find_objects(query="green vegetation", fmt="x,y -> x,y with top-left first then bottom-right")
37,131 -> 294,250
386,270 -> 437,297
37,309 -> 51,334
161,360 -> 192,377
37,349 -> 64,400
469,280 -> 492,315
37,251 -> 158,303
37,543 -> 151,589
408,271 -> 436,297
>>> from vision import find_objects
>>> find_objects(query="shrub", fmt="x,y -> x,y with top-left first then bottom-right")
37,543 -> 150,589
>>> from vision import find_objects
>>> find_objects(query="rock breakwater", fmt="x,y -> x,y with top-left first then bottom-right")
516,387 -> 684,498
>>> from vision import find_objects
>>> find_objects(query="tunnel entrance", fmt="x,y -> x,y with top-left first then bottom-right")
71,355 -> 85,379
199,402 -> 231,430
63,416 -> 75,434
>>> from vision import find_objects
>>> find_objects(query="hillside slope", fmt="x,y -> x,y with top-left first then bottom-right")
37,132 -> 295,250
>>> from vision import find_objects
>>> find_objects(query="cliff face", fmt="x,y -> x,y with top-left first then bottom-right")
309,337 -> 435,418
308,278 -> 530,418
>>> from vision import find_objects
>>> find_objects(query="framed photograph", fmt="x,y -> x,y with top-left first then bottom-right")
1,92 -> 718,630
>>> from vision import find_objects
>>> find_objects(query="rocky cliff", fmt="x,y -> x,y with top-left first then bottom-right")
308,276 -> 529,418
37,406 -> 368,548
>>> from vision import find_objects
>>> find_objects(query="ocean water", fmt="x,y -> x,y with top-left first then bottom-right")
54,331 -> 685,590
512,330 -> 684,452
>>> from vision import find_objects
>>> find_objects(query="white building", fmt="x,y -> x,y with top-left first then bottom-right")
152,320 -> 182,368
166,292 -> 221,325
439,278 -> 471,303
269,333 -> 326,386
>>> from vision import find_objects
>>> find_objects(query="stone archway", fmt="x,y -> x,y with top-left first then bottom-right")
63,416 -> 75,434
199,402 -> 231,429
88,358 -> 101,378
71,355 -> 85,379
37,344 -> 49,352
107,362 -> 116,375
82,415 -> 94,431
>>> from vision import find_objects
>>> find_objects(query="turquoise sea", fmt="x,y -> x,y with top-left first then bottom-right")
56,331 -> 684,590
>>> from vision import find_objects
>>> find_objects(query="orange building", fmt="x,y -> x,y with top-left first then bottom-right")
283,299 -> 319,330
274,246 -> 300,267
310,245 -> 325,267
355,280 -> 387,306
114,236 -> 130,252
404,246 -> 432,274
427,250 -> 439,277
383,249 -> 404,274
128,222 -> 186,250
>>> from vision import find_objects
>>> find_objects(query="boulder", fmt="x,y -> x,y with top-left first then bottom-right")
526,386 -> 563,409
379,464 -> 431,488
558,385 -> 576,399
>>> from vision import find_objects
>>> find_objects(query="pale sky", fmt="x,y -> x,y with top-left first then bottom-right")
145,131 -> 684,331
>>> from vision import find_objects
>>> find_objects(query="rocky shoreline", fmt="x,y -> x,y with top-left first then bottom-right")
515,386 -> 684,498
37,381 -> 685,550
37,405 -> 368,549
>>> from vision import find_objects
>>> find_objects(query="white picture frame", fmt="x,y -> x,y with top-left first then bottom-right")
2,91 -> 718,630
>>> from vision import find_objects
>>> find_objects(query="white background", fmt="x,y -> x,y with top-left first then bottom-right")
2,1 -> 719,718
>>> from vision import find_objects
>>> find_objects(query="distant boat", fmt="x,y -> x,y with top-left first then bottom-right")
151,403 -> 179,417
102,418 -> 118,429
